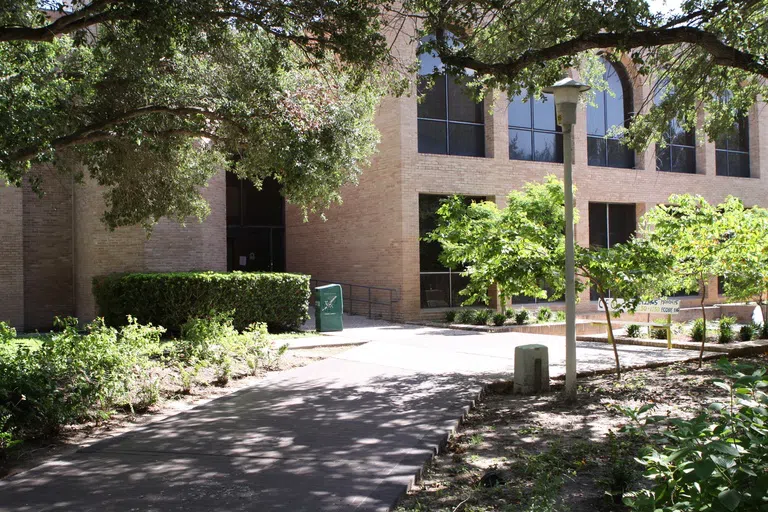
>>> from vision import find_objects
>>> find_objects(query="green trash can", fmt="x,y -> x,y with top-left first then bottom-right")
315,284 -> 343,332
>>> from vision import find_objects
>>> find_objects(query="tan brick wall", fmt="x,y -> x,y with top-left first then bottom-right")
23,166 -> 75,330
0,184 -> 24,328
289,36 -> 768,321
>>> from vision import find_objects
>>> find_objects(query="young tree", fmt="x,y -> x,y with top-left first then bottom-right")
641,195 -> 734,366
0,1 -> 390,229
404,0 -> 768,151
575,240 -> 672,379
720,202 -> 768,323
425,175 -> 573,311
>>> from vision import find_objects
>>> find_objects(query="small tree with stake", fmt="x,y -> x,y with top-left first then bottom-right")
641,195 -> 734,367
575,240 -> 672,379
425,175 -> 574,312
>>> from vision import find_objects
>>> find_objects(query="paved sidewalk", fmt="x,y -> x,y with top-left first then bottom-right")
1,317 -> 711,512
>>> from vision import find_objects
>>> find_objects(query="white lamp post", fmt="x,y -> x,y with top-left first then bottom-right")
542,78 -> 590,401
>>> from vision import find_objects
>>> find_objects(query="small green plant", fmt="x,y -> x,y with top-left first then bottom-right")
626,324 -> 642,338
474,309 -> 492,325
444,310 -> 457,323
456,309 -> 477,325
691,318 -> 706,342
623,358 -> 768,512
536,307 -> 553,323
553,310 -> 566,322
718,315 -> 736,343
505,308 -> 515,319
176,363 -> 200,394
515,308 -> 530,325
0,321 -> 16,342
760,321 -> 768,340
600,431 -> 641,505
492,313 -> 506,326
651,327 -> 668,340
739,324 -> 755,342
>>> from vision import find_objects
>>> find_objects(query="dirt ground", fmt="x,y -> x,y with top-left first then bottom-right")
0,345 -> 348,479
396,355 -> 768,512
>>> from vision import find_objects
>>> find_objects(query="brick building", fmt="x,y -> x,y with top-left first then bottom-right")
1,37 -> 766,330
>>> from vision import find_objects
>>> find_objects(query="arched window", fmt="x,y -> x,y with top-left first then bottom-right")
654,85 -> 696,173
715,95 -> 750,177
587,58 -> 634,168
417,37 -> 485,157
508,92 -> 563,163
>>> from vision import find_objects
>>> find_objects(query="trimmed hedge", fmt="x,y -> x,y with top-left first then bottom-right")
93,271 -> 310,332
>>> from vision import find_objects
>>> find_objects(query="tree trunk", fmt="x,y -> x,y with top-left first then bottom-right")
699,279 -> 707,368
599,295 -> 622,380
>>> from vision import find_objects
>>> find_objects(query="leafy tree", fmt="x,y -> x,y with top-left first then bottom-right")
720,202 -> 768,323
405,0 -> 768,150
575,240 -> 672,379
425,175 -> 574,312
641,195 -> 737,366
0,1 -> 390,229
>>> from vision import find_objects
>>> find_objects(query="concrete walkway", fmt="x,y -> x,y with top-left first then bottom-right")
1,316 -> 710,512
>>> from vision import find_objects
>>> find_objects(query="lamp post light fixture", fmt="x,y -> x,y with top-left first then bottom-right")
542,78 -> 590,401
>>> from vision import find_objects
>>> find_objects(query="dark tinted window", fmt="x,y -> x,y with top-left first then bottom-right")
587,59 -> 634,168
508,92 -> 563,163
655,86 -> 696,173
716,106 -> 750,177
589,202 -> 637,299
417,37 -> 485,157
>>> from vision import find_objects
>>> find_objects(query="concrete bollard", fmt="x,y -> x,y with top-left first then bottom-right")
514,344 -> 550,394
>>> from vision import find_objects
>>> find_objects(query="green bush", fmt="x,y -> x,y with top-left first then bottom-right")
553,310 -> 566,322
536,307 -> 553,323
505,308 -> 515,319
761,322 -> 768,340
492,313 -> 506,326
456,309 -> 477,325
624,359 -> 768,512
739,324 -> 755,342
444,311 -> 457,323
651,327 -> 668,340
0,321 -> 16,342
93,271 -> 310,333
178,314 -> 284,385
626,324 -> 642,338
515,308 -> 530,325
718,316 -> 736,344
474,309 -> 492,325
691,318 -> 706,342
0,316 -> 163,440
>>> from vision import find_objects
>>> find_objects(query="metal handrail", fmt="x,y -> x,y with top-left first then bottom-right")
310,279 -> 400,321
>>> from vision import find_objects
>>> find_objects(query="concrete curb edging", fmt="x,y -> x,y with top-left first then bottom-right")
576,334 -> 768,355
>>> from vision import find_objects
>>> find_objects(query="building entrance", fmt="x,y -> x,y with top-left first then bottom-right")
226,172 -> 285,272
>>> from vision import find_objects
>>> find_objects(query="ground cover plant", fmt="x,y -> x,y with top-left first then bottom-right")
0,313 -> 291,465
395,355 -> 768,512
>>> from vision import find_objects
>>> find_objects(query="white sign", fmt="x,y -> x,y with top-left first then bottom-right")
636,299 -> 680,315
598,298 -> 680,314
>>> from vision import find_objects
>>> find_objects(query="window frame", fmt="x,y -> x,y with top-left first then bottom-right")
715,112 -> 751,178
508,92 -> 563,163
587,59 -> 635,169
416,38 -> 485,158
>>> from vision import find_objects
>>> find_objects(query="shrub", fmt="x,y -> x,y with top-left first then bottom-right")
553,310 -> 566,322
492,313 -> 506,326
739,324 -> 755,342
0,321 -> 15,342
456,309 -> 477,325
0,317 -> 162,440
718,316 -> 736,344
505,308 -> 515,319
474,309 -> 492,325
536,307 -> 553,323
691,318 -> 706,342
93,271 -> 310,333
626,324 -> 642,338
651,327 -> 668,340
177,314 -> 285,385
624,359 -> 768,512
444,311 -> 457,323
515,308 -> 530,325
761,322 -> 768,340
